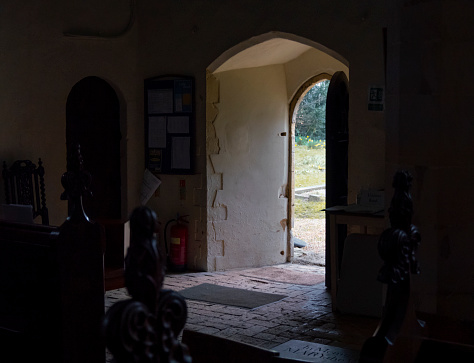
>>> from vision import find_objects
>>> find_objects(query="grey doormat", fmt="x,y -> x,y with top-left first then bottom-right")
178,283 -> 287,309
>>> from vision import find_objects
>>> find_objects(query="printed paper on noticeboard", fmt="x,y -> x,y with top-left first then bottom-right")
148,89 -> 173,114
148,116 -> 167,148
167,116 -> 189,134
171,137 -> 190,170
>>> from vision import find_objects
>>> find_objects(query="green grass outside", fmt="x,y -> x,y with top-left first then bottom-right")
294,144 -> 325,188
294,198 -> 325,219
294,144 -> 326,219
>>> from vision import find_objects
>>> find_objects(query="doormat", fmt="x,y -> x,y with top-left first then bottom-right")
242,267 -> 325,286
178,283 -> 287,309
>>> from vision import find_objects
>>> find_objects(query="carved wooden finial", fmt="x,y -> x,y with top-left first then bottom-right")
37,158 -> 49,224
2,161 -> 11,204
103,206 -> 191,363
360,170 -> 422,362
377,170 -> 421,284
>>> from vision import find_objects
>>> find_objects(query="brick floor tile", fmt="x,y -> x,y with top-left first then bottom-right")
263,324 -> 293,335
197,326 -> 221,335
246,318 -> 280,328
215,327 -> 245,338
231,334 -> 271,347
242,325 -> 269,336
252,332 -> 288,344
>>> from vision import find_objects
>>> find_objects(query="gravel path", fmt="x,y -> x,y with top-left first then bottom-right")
292,218 -> 326,267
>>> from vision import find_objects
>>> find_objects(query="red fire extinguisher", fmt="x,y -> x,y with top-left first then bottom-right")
165,214 -> 189,272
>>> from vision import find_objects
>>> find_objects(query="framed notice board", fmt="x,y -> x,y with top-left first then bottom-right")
144,75 -> 195,175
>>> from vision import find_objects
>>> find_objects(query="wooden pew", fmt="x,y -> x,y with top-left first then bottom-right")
0,221 -> 61,362
0,144 -> 105,363
57,143 -> 105,363
182,329 -> 296,363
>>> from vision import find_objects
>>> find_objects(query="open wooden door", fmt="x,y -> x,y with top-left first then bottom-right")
325,71 -> 349,288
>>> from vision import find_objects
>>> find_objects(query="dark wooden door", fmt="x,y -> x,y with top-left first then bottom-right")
325,71 -> 349,288
66,76 -> 121,221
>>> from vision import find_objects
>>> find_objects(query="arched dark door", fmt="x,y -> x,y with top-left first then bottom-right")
325,71 -> 349,287
66,76 -> 121,221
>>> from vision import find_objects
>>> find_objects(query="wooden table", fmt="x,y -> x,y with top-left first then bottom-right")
326,209 -> 386,311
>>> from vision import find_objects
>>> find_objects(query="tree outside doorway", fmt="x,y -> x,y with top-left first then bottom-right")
292,79 -> 329,266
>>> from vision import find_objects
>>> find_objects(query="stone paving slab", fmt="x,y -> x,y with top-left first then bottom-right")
274,340 -> 359,362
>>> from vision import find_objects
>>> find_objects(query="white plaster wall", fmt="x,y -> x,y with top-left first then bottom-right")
208,65 -> 289,270
284,48 -> 349,102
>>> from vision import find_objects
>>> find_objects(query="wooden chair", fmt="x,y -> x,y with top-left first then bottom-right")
2,158 -> 49,225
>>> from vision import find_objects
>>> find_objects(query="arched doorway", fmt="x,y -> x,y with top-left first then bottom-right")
289,74 -> 331,269
206,32 -> 349,272
66,76 -> 122,221
289,71 -> 349,285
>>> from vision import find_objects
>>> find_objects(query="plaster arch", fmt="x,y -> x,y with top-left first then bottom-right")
207,31 -> 348,74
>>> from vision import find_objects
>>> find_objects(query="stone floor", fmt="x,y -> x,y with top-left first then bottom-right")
105,262 -> 379,360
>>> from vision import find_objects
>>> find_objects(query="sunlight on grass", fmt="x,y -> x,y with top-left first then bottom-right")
294,145 -> 325,188
294,199 -> 325,219
294,144 -> 326,219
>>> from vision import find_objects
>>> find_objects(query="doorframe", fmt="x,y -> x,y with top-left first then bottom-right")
287,73 -> 332,262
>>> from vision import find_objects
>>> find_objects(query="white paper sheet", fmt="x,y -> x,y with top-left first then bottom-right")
147,89 -> 173,114
148,116 -> 167,148
171,137 -> 190,169
140,169 -> 162,205
167,115 -> 189,133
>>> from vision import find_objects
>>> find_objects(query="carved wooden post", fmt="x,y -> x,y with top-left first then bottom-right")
37,158 -> 49,225
2,161 -> 11,204
58,143 -> 105,363
359,171 -> 421,363
103,206 -> 191,363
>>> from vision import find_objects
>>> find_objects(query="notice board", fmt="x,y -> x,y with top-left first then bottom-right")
144,75 -> 195,174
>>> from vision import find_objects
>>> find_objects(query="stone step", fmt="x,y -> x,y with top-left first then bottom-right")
295,185 -> 326,194
295,193 -> 326,202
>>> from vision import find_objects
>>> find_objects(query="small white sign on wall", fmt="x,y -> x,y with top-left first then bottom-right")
368,85 -> 384,111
